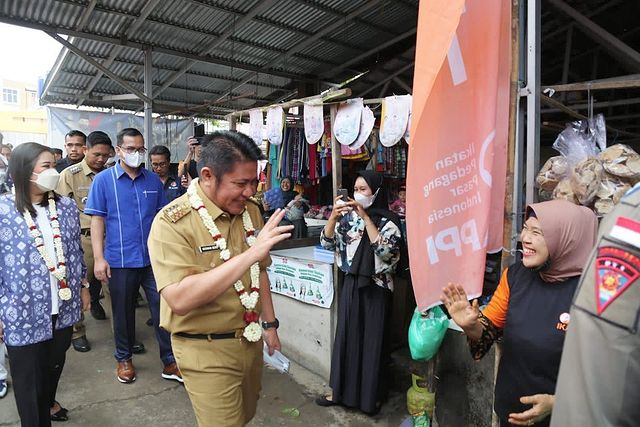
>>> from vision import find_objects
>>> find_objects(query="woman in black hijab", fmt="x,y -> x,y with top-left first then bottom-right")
316,170 -> 403,415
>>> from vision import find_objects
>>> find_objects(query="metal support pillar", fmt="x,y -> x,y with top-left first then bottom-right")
524,0 -> 540,205
144,48 -> 153,161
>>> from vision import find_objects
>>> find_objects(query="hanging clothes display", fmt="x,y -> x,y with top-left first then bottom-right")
380,139 -> 408,179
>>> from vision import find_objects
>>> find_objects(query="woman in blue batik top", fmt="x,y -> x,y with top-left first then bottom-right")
0,143 -> 89,425
316,170 -> 402,415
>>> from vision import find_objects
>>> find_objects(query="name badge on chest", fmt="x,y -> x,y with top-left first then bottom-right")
199,243 -> 219,253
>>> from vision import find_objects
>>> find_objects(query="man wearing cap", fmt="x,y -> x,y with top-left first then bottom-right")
148,130 -> 292,425
551,184 -> 640,426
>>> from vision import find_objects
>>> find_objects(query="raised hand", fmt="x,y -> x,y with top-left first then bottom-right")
250,209 -> 293,261
440,283 -> 480,331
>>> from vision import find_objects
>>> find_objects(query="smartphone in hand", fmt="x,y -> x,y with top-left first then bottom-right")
337,188 -> 349,202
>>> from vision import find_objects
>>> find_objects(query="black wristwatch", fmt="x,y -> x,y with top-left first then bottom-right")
261,318 -> 279,330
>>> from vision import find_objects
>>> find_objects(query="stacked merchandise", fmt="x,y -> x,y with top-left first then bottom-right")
536,115 -> 640,216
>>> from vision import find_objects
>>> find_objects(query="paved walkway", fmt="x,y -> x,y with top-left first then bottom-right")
0,306 -> 410,426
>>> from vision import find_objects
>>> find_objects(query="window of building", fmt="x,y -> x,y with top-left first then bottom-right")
2,88 -> 18,104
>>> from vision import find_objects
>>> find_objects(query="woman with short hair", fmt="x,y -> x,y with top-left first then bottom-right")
0,142 -> 89,425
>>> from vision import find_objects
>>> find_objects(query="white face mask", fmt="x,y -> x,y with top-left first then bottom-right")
354,188 -> 378,210
122,151 -> 144,168
32,168 -> 60,192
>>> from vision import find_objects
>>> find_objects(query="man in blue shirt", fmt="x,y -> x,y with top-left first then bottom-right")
149,144 -> 184,203
85,128 -> 180,384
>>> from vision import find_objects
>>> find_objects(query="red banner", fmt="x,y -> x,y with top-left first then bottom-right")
407,0 -> 511,310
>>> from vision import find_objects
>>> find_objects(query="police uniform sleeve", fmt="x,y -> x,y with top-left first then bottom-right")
148,210 -> 202,292
551,198 -> 640,426
55,169 -> 74,198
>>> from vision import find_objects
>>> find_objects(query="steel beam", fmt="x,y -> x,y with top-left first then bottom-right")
547,0 -> 640,73
0,17 -> 306,82
46,32 -> 152,104
319,28 -> 417,78
40,0 -> 97,100
144,48 -> 153,153
393,77 -> 412,93
525,0 -> 541,205
213,0 -> 385,102
76,0 -> 161,106
152,0 -> 279,100
357,62 -> 415,97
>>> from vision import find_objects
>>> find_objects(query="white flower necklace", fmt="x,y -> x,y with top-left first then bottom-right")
23,194 -> 72,301
187,178 -> 262,342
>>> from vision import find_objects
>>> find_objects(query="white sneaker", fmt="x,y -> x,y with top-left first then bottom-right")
0,380 -> 7,398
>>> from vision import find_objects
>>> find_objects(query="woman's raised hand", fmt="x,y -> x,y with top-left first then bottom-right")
440,283 -> 480,331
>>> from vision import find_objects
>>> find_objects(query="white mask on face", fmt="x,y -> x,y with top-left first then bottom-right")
122,151 -> 144,168
31,168 -> 60,192
354,188 -> 379,210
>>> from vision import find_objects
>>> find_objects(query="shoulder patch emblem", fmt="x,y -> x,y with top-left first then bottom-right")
595,246 -> 640,315
163,202 -> 192,223
69,165 -> 82,175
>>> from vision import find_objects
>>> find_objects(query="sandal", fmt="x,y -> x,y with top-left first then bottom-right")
50,402 -> 69,422
315,395 -> 338,407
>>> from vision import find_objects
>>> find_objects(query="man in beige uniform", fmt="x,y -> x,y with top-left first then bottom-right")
55,131 -> 104,352
148,131 -> 292,426
551,185 -> 640,427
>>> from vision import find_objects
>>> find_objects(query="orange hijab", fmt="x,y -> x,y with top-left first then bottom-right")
526,200 -> 598,282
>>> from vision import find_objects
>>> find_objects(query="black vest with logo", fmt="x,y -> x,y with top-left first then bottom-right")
494,263 -> 579,424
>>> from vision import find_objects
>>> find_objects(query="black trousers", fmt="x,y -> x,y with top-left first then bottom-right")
6,317 -> 73,427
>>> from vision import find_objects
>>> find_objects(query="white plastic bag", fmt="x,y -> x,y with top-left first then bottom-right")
263,343 -> 290,373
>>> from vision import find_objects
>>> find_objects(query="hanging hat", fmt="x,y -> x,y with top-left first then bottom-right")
334,98 -> 363,145
380,94 -> 411,147
304,102 -> 324,144
349,105 -> 375,150
249,109 -> 263,146
266,106 -> 284,145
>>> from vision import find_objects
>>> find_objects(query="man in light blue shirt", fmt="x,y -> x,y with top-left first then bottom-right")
85,128 -> 180,384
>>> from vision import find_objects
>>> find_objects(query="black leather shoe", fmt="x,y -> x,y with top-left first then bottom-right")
132,341 -> 146,354
90,301 -> 106,320
72,336 -> 91,353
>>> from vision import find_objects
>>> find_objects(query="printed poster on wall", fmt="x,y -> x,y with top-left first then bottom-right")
266,255 -> 334,309
406,0 -> 511,310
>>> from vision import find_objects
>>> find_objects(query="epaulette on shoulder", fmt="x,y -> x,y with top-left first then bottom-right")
69,165 -> 82,175
163,201 -> 193,223
247,197 -> 261,207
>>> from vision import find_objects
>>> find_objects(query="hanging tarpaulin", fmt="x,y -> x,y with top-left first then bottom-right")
249,109 -> 263,146
349,106 -> 375,150
266,106 -> 284,145
406,0 -> 511,310
334,98 -> 363,145
379,94 -> 411,147
303,102 -> 324,144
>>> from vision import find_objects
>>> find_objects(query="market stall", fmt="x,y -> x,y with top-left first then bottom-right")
226,89 -> 413,379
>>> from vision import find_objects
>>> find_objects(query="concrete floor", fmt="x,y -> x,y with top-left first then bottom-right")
0,304 -> 410,427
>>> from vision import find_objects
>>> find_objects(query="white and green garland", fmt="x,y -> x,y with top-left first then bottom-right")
187,178 -> 262,342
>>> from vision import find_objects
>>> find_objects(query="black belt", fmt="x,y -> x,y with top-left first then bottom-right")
80,229 -> 91,237
175,331 -> 237,340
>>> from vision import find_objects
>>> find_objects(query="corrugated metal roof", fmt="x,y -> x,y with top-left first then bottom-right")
0,0 -> 418,117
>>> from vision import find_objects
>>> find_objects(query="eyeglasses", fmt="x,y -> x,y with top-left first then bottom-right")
119,146 -> 147,155
151,162 -> 168,168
